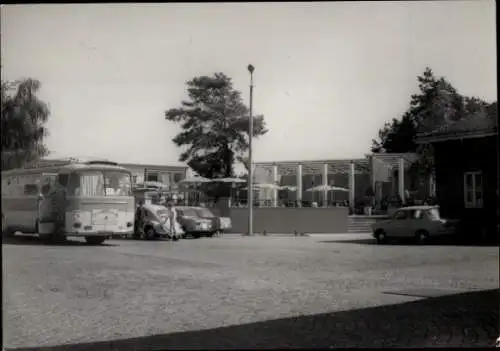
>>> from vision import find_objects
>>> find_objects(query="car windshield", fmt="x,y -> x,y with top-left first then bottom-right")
156,209 -> 167,217
67,171 -> 132,197
178,208 -> 198,217
195,208 -> 215,218
426,208 -> 441,220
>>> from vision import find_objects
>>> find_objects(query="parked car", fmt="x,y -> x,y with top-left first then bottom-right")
371,205 -> 458,244
193,207 -> 232,235
134,204 -> 181,241
176,206 -> 219,239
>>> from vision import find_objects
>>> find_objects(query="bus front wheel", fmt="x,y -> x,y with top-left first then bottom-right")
85,236 -> 106,245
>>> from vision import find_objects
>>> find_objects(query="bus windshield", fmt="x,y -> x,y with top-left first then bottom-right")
67,171 -> 132,197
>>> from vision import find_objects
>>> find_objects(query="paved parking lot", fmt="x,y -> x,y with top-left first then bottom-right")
3,234 -> 499,349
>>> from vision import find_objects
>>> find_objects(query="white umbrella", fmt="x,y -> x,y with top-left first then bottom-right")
330,186 -> 350,192
306,185 -> 350,192
178,176 -> 211,184
211,177 -> 246,184
306,185 -> 333,192
242,183 -> 281,190
306,184 -> 350,207
279,185 -> 297,191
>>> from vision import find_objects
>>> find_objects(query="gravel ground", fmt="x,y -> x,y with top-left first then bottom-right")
3,234 -> 499,349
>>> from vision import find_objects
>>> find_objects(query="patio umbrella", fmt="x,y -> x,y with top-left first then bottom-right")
306,185 -> 350,206
178,175 -> 211,185
242,183 -> 281,190
279,185 -> 297,191
211,177 -> 246,184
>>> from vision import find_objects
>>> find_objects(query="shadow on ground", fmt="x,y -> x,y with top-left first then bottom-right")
320,237 -> 499,247
1,236 -> 118,247
9,289 -> 499,350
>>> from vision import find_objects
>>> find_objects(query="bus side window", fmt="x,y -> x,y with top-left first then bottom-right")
24,184 -> 39,196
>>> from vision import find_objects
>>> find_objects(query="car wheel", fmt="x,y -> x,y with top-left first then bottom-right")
374,229 -> 387,244
415,230 -> 430,244
144,227 -> 155,240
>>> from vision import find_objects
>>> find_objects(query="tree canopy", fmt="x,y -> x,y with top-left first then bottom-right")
371,67 -> 496,175
1,78 -> 50,170
165,72 -> 267,179
372,67 -> 467,154
372,67 -> 497,154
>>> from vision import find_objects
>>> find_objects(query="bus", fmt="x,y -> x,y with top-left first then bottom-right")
1,159 -> 135,244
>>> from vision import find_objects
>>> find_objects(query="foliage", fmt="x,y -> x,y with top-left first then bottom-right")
371,67 -> 465,154
1,79 -> 50,170
372,67 -> 496,177
165,72 -> 267,179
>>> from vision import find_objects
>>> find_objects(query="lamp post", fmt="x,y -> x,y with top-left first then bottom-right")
247,64 -> 255,236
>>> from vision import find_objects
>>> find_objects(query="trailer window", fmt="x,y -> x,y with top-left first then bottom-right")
464,171 -> 483,208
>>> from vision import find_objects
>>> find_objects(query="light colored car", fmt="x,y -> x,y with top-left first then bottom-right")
135,204 -> 182,241
371,205 -> 457,244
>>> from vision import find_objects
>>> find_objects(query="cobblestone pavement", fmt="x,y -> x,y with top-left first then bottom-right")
3,234 -> 499,349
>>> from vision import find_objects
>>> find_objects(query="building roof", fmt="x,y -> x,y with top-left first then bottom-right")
367,153 -> 420,170
416,111 -> 497,143
254,158 -> 370,176
38,158 -> 187,170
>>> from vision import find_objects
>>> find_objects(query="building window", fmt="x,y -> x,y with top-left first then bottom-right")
464,171 -> 483,208
145,172 -> 159,182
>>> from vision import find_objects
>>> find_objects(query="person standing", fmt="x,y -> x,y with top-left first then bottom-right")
134,200 -> 145,239
166,200 -> 178,240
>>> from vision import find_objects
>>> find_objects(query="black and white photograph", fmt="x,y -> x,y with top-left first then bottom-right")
1,1 -> 498,349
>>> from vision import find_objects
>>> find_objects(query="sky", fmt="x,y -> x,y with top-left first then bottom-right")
1,1 -> 497,169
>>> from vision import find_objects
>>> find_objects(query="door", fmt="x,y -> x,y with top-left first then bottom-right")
390,210 -> 409,237
37,173 -> 58,235
404,209 -> 424,238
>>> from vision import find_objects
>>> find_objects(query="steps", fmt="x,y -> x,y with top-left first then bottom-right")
348,216 -> 385,233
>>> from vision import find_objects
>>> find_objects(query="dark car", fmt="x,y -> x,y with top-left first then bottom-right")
193,207 -> 232,236
176,206 -> 223,239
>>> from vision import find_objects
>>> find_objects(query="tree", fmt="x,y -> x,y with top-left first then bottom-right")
165,72 -> 267,179
371,67 -> 465,154
372,67 -> 496,188
1,78 -> 50,170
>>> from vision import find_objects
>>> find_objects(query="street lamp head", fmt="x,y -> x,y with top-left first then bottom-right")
247,64 -> 255,74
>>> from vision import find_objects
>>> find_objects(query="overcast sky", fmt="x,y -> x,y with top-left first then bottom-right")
1,1 -> 496,167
